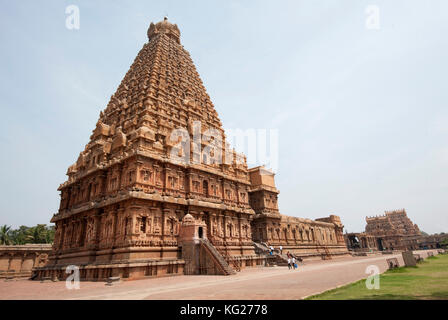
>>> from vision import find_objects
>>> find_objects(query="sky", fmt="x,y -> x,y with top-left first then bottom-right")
0,0 -> 447,234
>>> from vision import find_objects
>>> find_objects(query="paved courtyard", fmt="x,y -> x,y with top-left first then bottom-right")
0,250 -> 438,300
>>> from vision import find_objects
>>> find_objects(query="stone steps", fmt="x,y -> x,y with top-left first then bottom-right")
200,239 -> 236,275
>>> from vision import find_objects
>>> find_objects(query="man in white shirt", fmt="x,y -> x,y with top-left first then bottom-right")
279,245 -> 283,255
292,257 -> 296,269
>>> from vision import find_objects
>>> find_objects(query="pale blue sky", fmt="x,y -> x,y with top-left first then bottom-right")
0,0 -> 447,234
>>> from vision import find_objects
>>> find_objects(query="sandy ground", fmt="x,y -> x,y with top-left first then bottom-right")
0,249 -> 438,300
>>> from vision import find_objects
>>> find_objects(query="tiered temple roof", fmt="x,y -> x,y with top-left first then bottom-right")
61,17 -> 248,190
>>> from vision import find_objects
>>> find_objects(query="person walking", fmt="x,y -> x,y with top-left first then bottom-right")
287,257 -> 291,270
279,245 -> 283,255
269,245 -> 274,255
292,257 -> 297,270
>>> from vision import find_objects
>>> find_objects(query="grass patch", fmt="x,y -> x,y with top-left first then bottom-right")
306,253 -> 448,300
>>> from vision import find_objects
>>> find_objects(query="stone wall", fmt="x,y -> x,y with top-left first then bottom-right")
344,232 -> 379,252
0,244 -> 52,278
252,214 -> 348,259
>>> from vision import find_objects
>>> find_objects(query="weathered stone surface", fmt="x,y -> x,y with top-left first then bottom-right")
0,244 -> 52,279
34,18 -> 349,281
402,251 -> 417,267
365,209 -> 421,251
345,209 -> 447,253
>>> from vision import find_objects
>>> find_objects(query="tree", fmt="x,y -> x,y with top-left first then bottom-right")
0,225 -> 12,245
1,224 -> 55,245
9,226 -> 30,245
26,224 -> 50,244
441,238 -> 448,248
45,225 -> 55,243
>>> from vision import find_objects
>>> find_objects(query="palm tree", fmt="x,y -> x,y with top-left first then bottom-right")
0,225 -> 12,245
9,226 -> 29,245
26,225 -> 48,244
45,225 -> 55,243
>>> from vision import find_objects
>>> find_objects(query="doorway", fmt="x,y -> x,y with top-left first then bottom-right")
377,238 -> 384,251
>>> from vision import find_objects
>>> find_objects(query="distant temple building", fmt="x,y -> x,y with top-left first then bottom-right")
345,209 -> 422,252
34,19 -> 348,281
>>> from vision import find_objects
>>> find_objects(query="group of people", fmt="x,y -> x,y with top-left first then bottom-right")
268,245 -> 285,255
286,252 -> 298,270
265,244 -> 302,270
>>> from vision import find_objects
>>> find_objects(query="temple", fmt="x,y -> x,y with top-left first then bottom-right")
345,209 -> 422,252
34,18 -> 348,281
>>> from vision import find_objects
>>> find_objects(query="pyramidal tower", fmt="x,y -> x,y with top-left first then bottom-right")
35,19 -> 348,281
37,18 -> 260,280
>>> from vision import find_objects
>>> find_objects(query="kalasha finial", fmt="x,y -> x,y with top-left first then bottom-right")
147,17 -> 181,44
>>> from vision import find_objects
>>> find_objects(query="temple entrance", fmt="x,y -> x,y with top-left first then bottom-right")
347,235 -> 360,249
377,238 -> 384,251
198,227 -> 203,239
202,211 -> 211,239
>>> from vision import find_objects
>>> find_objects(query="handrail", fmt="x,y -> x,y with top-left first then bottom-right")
208,236 -> 241,272
199,239 -> 233,275
316,241 -> 332,260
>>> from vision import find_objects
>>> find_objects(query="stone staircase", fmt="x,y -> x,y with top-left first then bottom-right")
200,239 -> 236,275
253,241 -> 335,264
252,242 -> 289,266
253,241 -> 271,254
316,241 -> 332,260
272,253 -> 289,266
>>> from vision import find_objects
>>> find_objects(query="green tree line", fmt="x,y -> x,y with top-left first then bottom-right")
0,224 -> 54,245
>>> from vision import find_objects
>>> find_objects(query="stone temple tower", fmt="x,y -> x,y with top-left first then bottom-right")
35,18 -> 259,281
35,18 -> 349,281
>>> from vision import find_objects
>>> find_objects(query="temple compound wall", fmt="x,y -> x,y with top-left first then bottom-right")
34,18 -> 348,281
416,234 -> 448,249
249,167 -> 348,258
344,233 -> 378,253
0,244 -> 52,278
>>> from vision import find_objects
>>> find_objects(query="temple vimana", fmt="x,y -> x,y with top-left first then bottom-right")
34,18 -> 348,281
345,209 -> 427,252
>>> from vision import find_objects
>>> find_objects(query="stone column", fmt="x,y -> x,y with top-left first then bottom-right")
162,208 -> 171,244
7,253 -> 13,272
115,206 -> 125,244
93,213 -> 102,247
238,214 -> 242,244
164,166 -> 171,194
111,207 -> 119,247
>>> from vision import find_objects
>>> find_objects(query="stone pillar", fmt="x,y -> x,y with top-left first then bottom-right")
93,213 -> 102,246
238,214 -> 242,244
115,206 -> 125,244
111,207 -> 118,247
59,222 -> 66,251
